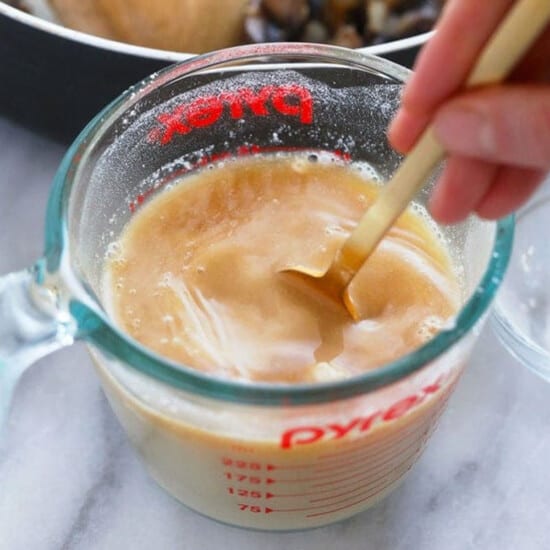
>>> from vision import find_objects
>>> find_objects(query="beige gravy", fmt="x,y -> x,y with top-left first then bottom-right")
104,155 -> 460,383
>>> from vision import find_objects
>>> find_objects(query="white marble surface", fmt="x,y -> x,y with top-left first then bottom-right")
0,116 -> 549,550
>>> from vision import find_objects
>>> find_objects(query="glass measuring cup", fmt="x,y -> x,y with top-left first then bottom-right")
0,43 -> 513,530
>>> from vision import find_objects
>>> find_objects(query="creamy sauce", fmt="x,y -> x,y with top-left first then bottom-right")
104,155 -> 460,384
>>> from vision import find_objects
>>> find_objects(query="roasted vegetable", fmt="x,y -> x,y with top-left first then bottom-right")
244,0 -> 445,48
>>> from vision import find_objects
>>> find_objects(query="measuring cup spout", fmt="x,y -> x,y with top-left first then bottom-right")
0,261 -> 77,436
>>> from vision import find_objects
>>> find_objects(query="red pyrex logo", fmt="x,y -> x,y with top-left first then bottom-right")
149,84 -> 314,145
280,380 -> 444,450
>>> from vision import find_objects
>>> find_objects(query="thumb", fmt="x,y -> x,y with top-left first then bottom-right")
433,85 -> 550,170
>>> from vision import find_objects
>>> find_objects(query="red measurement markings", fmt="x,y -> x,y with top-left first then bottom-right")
310,462 -> 413,510
228,488 -> 265,498
265,463 -> 316,471
269,426 -> 428,485
313,420 -> 432,472
309,438 -> 423,489
223,472 -> 276,484
221,439 -> 420,503
316,411 -> 430,460
238,504 -> 271,514
262,460 -> 413,515
221,457 -> 263,470
302,393 -> 458,518
266,491 -> 319,499
264,444 -> 421,502
308,451 -> 421,504
305,465 -> 413,518
221,457 -> 316,472
310,448 -> 420,498
312,439 -> 430,488
223,379 -> 456,516
234,505 -> 319,514
226,441 -> 424,516
229,491 -> 294,500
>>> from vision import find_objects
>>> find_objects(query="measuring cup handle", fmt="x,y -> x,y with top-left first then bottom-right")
0,262 -> 76,434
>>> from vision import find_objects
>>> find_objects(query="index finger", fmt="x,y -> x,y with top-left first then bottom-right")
401,0 -> 516,115
389,0 -> 516,152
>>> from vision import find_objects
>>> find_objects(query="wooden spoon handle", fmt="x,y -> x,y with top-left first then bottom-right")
337,0 -> 550,277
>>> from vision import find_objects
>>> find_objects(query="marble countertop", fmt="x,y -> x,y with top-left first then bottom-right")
1,116 -> 549,550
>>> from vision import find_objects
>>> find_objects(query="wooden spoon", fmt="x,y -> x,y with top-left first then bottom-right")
281,0 -> 550,320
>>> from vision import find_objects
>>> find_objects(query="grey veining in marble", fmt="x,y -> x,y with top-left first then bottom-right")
0,117 -> 549,550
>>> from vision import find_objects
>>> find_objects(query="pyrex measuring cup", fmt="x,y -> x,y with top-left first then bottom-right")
0,43 -> 513,530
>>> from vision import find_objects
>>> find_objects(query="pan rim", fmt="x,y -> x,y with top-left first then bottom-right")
0,1 -> 434,61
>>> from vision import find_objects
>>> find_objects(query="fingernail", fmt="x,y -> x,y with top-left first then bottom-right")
387,109 -> 419,153
434,107 -> 496,156
387,110 -> 404,138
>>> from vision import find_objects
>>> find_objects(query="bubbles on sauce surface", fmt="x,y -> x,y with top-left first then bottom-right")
102,154 -> 460,383
105,241 -> 124,260
417,315 -> 445,343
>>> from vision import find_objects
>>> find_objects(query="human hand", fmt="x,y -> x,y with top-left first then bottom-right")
388,0 -> 550,223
